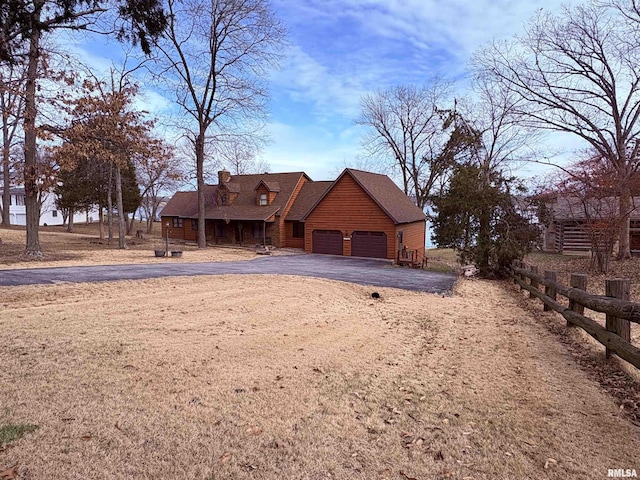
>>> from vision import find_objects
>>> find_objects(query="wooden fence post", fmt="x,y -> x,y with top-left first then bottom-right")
605,279 -> 631,359
544,271 -> 557,312
529,266 -> 539,299
568,273 -> 588,327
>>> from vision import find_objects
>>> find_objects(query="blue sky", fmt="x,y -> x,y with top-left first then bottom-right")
62,0 -> 570,182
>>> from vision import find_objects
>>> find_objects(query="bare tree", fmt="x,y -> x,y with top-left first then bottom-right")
135,143 -> 184,233
1,0 -> 166,256
215,139 -> 270,175
474,2 -> 640,259
356,81 -> 453,210
152,0 -> 285,248
0,60 -> 26,227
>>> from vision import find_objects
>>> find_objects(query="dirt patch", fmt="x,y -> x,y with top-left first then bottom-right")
1,276 -> 638,479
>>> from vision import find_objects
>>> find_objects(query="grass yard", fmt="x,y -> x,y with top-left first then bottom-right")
1,275 -> 638,479
0,224 -> 256,269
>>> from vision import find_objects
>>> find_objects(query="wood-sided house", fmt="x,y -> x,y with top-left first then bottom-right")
161,168 -> 426,261
541,195 -> 640,253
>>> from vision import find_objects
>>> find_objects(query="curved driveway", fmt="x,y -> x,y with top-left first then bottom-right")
0,254 -> 457,294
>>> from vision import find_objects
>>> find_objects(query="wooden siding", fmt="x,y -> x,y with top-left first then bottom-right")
561,222 -> 591,252
396,221 -> 426,257
304,174 -> 397,259
161,216 -> 190,241
280,176 -> 309,248
283,221 -> 304,248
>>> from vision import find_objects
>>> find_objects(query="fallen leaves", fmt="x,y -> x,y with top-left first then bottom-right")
219,452 -> 232,463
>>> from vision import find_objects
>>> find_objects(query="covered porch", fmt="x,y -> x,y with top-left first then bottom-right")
205,219 -> 275,246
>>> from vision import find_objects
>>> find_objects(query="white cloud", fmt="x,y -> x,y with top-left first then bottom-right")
272,45 -> 371,120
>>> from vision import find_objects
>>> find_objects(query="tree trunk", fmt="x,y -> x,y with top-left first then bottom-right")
98,206 -> 104,240
126,212 -> 136,235
67,212 -> 74,233
107,163 -> 113,244
23,18 -> 42,256
196,131 -> 206,248
115,165 -> 127,249
617,181 -> 632,260
146,201 -> 156,234
1,101 -> 11,228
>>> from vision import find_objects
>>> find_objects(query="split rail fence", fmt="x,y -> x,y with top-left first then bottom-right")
511,260 -> 640,369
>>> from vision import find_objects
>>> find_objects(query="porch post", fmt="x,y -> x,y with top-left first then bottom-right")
263,221 -> 266,247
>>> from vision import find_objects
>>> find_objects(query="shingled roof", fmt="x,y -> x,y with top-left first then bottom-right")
551,195 -> 640,221
299,169 -> 425,224
285,181 -> 333,221
161,172 -> 308,222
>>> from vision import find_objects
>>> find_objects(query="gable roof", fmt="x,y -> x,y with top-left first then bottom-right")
285,181 -> 333,221
254,180 -> 281,192
301,168 -> 426,224
161,172 -> 308,222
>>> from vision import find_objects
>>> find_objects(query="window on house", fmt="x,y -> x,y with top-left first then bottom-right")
259,193 -> 267,206
52,210 -> 58,217
292,221 -> 304,238
191,219 -> 198,230
10,195 -> 25,206
221,194 -> 228,205
172,217 -> 183,228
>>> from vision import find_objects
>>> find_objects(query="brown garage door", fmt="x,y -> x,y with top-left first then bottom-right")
312,230 -> 343,255
351,231 -> 387,258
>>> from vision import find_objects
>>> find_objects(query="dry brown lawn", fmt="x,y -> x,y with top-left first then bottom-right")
0,224 -> 256,269
1,275 -> 638,479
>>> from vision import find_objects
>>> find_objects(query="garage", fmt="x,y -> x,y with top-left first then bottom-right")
351,231 -> 387,258
312,230 -> 343,255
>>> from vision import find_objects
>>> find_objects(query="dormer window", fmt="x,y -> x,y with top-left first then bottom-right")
259,193 -> 267,206
221,193 -> 228,205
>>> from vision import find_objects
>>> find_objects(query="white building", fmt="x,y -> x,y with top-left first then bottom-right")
0,187 -> 96,226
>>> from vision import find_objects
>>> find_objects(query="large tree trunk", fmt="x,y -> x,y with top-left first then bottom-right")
23,18 -> 42,256
115,165 -> 127,249
67,212 -> 74,233
196,131 -> 206,248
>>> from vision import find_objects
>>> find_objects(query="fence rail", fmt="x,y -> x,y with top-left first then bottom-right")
511,261 -> 640,369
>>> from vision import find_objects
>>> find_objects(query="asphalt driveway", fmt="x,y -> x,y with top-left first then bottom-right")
0,254 -> 458,294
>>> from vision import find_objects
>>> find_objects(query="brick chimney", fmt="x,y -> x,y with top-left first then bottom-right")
218,170 -> 231,184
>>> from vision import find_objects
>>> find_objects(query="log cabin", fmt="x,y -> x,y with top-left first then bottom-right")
541,195 -> 640,254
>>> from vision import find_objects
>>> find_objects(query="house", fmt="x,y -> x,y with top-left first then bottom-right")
0,186 -> 96,226
161,168 -> 427,261
541,196 -> 640,253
